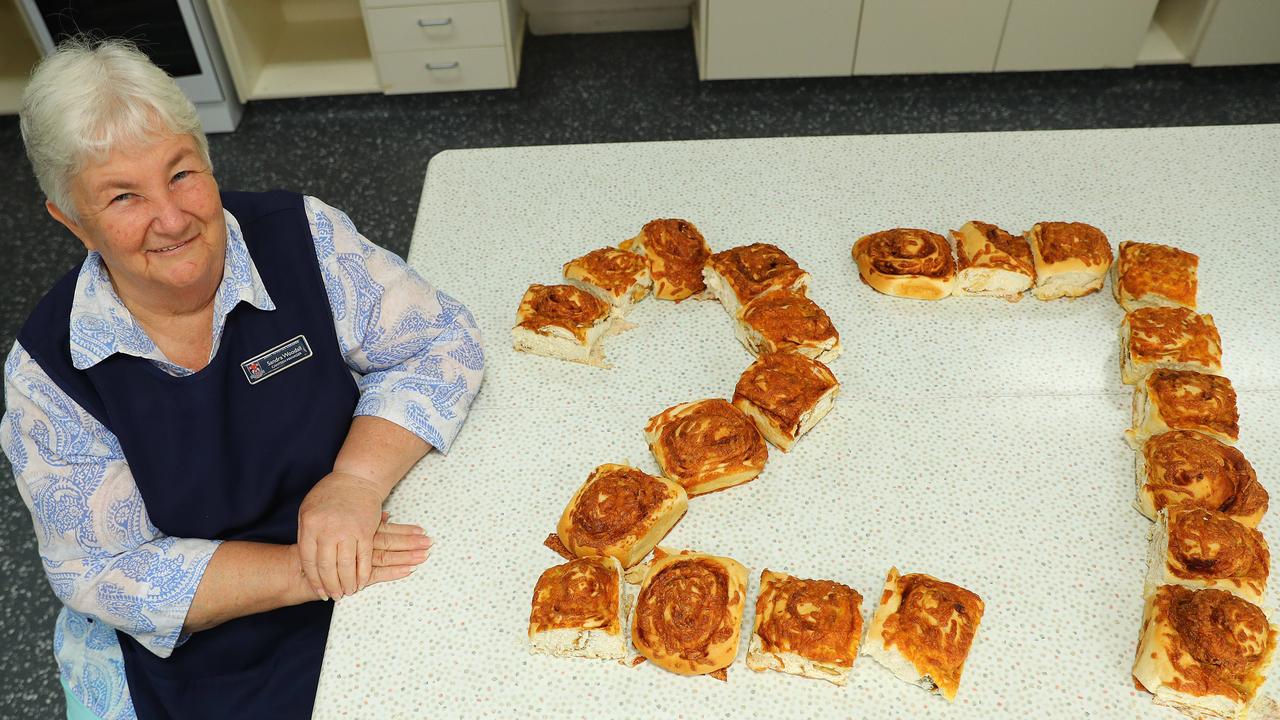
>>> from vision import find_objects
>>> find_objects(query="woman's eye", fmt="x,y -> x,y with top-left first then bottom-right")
172,170 -> 191,183
111,193 -> 135,204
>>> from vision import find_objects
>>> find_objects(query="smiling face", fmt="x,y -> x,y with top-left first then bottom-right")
48,132 -> 225,312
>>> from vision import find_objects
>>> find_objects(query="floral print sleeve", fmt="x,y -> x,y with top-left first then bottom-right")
304,196 -> 485,453
1,344 -> 220,657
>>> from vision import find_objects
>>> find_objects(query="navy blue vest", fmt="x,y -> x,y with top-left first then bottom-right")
18,191 -> 358,720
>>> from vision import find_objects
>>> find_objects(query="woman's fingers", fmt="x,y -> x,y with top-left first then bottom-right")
377,521 -> 426,536
368,564 -> 417,586
316,538 -> 343,600
356,537 -> 372,593
372,548 -> 431,567
337,537 -> 358,597
373,529 -> 433,553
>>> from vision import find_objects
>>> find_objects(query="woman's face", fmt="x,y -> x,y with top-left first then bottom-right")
50,132 -> 225,307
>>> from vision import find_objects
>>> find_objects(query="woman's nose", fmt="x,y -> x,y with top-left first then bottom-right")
151,189 -> 188,234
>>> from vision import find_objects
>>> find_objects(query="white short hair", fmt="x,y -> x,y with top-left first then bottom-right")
20,37 -> 213,220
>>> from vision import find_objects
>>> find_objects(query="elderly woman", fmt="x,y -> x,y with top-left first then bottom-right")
1,39 -> 484,720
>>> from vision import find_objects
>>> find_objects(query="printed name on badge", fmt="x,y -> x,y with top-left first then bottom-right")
241,335 -> 313,385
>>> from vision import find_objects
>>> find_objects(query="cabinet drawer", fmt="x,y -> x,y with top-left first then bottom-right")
367,2 -> 504,52
376,47 -> 510,93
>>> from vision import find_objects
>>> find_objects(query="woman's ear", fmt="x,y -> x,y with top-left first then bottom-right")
46,200 -> 96,252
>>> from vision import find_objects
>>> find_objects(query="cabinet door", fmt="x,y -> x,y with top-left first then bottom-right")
704,0 -> 861,80
854,0 -> 1009,75
995,0 -> 1159,71
1192,0 -> 1280,66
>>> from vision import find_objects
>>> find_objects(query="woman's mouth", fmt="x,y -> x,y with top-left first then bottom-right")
150,238 -> 194,254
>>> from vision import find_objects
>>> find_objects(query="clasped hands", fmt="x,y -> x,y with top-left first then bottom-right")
296,471 -> 432,601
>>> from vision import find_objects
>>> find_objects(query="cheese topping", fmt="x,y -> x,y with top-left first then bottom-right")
1118,241 -> 1199,308
855,228 -> 956,280
733,351 -> 837,438
1126,307 -> 1221,368
632,555 -> 745,674
516,284 -> 611,342
953,221 -> 1035,277
754,570 -> 863,667
740,289 -> 839,353
1143,431 -> 1267,524
707,243 -> 808,304
630,219 -> 711,301
529,557 -> 621,636
646,399 -> 768,495
1031,221 -> 1113,267
563,464 -> 672,551
1147,370 -> 1239,442
1149,585 -> 1274,703
878,569 -> 984,700
564,248 -> 650,298
1165,506 -> 1269,596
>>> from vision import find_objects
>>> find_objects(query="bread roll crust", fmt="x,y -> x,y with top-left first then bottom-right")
1128,370 -> 1239,447
1121,307 -> 1222,385
1026,221 -> 1113,300
645,399 -> 768,496
1136,431 -> 1267,527
746,569 -> 864,685
732,351 -> 839,452
630,552 -> 748,675
556,464 -> 688,569
736,289 -> 841,364
563,248 -> 652,313
529,556 -> 626,659
853,228 -> 956,300
622,219 -> 711,301
865,567 -> 984,701
1145,506 -> 1268,606
1115,240 -> 1199,311
1132,585 -> 1276,718
950,221 -> 1035,301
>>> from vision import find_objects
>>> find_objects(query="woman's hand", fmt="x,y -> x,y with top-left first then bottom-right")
366,507 -> 435,586
363,513 -> 433,586
298,472 -> 392,599
300,416 -> 433,599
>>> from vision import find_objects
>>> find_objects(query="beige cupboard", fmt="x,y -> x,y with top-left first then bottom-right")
205,0 -> 522,102
853,0 -> 1010,75
693,0 -> 861,80
0,0 -> 42,115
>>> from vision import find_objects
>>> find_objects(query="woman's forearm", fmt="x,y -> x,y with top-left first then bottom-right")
332,415 -> 432,498
183,541 -> 314,633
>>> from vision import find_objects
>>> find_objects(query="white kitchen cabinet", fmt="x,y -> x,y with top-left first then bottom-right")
205,0 -> 521,101
364,0 -> 523,93
995,0 -> 1160,71
696,0 -> 862,80
1173,0 -> 1280,66
853,0 -> 1010,75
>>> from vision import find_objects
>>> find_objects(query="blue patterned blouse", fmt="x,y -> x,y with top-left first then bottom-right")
0,196 -> 485,719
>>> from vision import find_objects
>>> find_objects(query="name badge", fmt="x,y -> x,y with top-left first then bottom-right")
241,335 -> 312,385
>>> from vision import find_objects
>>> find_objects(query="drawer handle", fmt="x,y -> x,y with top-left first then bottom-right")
417,17 -> 453,27
425,61 -> 460,71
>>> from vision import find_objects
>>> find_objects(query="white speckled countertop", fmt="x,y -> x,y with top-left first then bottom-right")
312,126 -> 1280,719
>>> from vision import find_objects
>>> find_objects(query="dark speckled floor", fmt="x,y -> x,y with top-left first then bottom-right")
1,29 -> 1278,718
